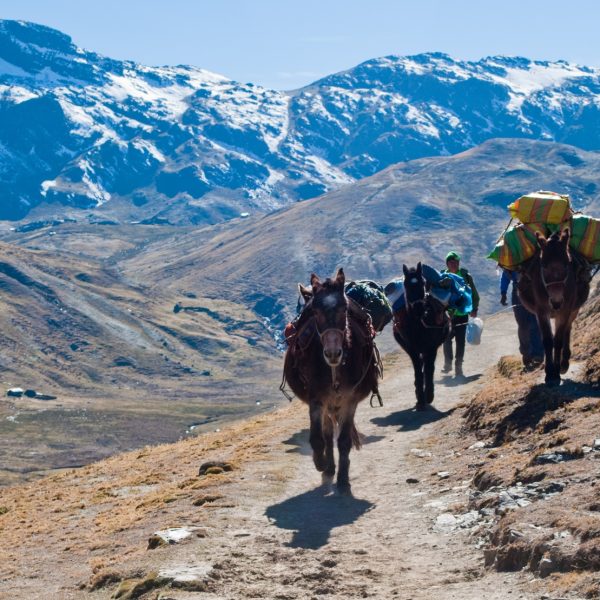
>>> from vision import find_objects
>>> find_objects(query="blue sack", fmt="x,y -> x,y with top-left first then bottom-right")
384,278 -> 405,312
385,265 -> 473,314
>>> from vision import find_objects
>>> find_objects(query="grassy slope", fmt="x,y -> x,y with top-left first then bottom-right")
0,231 -> 281,485
459,283 -> 600,598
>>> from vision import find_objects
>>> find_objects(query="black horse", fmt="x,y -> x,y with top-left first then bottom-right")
390,263 -> 451,410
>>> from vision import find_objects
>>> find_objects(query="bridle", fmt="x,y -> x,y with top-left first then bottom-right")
540,262 -> 570,291
405,281 -> 426,311
405,282 -> 448,330
314,303 -> 349,346
314,300 -> 349,388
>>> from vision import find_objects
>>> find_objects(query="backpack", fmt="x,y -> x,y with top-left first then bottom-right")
345,280 -> 393,332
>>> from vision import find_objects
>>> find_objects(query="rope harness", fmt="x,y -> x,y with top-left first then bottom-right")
280,305 -> 384,407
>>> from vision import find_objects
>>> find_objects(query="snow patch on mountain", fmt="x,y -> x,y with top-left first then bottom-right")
3,20 -> 600,222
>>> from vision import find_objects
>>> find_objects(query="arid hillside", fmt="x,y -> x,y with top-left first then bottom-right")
116,138 -> 600,328
0,289 -> 598,599
0,232 -> 281,486
455,282 -> 600,599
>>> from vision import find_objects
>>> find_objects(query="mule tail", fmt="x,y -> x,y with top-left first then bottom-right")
351,423 -> 363,450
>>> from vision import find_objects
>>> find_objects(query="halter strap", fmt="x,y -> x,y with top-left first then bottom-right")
540,266 -> 570,289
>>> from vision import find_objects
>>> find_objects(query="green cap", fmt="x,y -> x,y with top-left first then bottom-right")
445,251 -> 461,262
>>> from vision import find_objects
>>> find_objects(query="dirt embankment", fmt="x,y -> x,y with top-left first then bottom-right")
458,284 -> 600,599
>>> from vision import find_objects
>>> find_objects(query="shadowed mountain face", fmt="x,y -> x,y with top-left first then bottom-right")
3,20 -> 600,223
113,138 -> 600,328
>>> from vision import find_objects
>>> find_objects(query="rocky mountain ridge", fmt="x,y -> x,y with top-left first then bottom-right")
4,20 -> 600,223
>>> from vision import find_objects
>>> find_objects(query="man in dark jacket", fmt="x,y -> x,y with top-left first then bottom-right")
500,269 -> 544,370
441,251 -> 479,377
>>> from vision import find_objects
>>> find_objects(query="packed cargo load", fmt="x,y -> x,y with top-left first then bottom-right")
489,190 -> 600,268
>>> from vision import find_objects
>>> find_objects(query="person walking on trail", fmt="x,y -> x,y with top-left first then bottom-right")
500,269 -> 544,370
441,251 -> 479,377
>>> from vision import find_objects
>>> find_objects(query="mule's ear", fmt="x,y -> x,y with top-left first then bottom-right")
416,261 -> 422,275
560,228 -> 571,244
298,283 -> 313,302
535,231 -> 547,249
310,273 -> 320,288
402,264 -> 409,277
335,267 -> 345,286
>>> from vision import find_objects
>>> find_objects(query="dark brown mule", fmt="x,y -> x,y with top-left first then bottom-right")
518,229 -> 591,385
391,263 -> 451,410
282,268 -> 381,494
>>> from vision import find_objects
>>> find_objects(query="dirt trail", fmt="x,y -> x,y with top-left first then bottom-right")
1,312 -> 548,599
119,312 -> 539,600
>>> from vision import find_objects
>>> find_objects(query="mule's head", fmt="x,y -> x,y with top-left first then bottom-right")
402,262 -> 425,309
310,268 -> 348,367
536,229 -> 572,310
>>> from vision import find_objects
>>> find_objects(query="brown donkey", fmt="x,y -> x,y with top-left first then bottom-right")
282,268 -> 381,494
518,229 -> 591,385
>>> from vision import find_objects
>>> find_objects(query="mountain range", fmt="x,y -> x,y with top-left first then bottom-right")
3,19 -> 600,223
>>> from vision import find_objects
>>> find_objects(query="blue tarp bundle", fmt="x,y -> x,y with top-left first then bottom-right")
385,264 -> 473,314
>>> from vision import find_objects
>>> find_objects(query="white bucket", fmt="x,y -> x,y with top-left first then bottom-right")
466,317 -> 484,345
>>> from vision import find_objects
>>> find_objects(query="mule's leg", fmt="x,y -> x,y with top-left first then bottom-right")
409,353 -> 426,410
309,402 -> 327,472
336,406 -> 358,495
538,314 -> 559,385
322,412 -> 336,484
552,314 -> 566,376
558,312 -> 578,374
423,350 -> 436,405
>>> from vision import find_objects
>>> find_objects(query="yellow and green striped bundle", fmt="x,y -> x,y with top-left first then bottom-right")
570,214 -> 600,262
488,223 -> 550,269
508,190 -> 573,224
488,190 -> 600,268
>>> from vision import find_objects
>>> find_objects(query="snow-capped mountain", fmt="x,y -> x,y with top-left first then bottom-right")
2,19 -> 600,222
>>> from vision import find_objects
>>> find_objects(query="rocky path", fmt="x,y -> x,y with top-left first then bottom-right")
118,312 -> 539,600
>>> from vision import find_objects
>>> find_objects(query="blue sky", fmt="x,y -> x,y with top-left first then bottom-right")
2,0 -> 600,89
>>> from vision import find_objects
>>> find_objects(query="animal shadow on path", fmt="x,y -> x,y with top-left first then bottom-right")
282,429 -> 384,456
438,373 -> 482,387
266,486 -> 374,549
371,405 -> 454,432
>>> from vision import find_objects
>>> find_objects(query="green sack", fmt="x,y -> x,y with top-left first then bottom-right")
570,214 -> 600,263
345,280 -> 392,332
488,223 -> 551,269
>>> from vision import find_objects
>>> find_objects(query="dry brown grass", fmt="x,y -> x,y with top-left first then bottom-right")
457,289 -> 600,598
0,402 -> 303,592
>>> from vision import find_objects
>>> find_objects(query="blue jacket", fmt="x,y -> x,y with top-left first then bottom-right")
500,270 -> 519,295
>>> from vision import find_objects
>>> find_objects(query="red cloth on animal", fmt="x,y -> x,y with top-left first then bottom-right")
284,322 -> 296,344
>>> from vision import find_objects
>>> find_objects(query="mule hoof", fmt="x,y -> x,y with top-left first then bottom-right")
545,376 -> 561,387
321,473 -> 334,487
560,362 -> 570,374
416,402 -> 427,412
426,395 -> 434,405
336,482 -> 352,496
